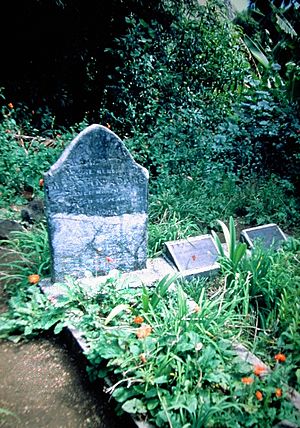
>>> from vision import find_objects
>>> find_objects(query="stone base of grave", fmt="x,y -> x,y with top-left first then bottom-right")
40,256 -> 176,295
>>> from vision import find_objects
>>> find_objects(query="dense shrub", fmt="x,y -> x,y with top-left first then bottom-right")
100,1 -> 250,176
0,107 -> 87,206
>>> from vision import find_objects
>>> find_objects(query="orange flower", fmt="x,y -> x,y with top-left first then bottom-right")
105,256 -> 114,263
274,353 -> 286,362
28,274 -> 40,284
193,304 -> 200,313
253,365 -> 267,377
133,316 -> 144,324
39,178 -> 44,188
139,353 -> 147,363
136,325 -> 152,339
106,123 -> 111,129
275,388 -> 282,398
255,391 -> 263,401
241,377 -> 254,385
8,103 -> 14,109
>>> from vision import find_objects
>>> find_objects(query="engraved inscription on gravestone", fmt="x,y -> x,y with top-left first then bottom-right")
164,235 -> 219,278
44,124 -> 149,282
241,224 -> 287,250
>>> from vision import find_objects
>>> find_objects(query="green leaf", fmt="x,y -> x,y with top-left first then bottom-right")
217,220 -> 231,254
150,274 -> 178,309
243,34 -> 269,69
147,399 -> 159,411
112,387 -> 137,403
142,286 -> 149,312
122,398 -> 147,414
104,304 -> 130,325
232,242 -> 247,265
211,230 -> 224,256
24,325 -> 33,335
229,216 -> 236,261
276,14 -> 297,38
53,321 -> 65,334
154,375 -> 169,384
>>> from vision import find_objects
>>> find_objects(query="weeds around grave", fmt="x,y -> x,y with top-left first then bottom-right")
0,229 -> 299,425
0,225 -> 50,295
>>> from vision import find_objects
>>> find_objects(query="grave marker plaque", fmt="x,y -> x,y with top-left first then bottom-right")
241,224 -> 286,250
44,124 -> 148,282
164,235 -> 219,278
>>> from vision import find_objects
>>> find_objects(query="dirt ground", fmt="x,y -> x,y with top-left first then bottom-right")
0,336 -> 134,428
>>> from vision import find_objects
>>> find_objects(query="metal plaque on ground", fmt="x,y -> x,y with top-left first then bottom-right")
241,224 -> 287,250
164,235 -> 219,278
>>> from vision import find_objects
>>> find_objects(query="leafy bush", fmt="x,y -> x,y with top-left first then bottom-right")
0,106 -> 89,206
101,0 -> 250,177
214,82 -> 300,186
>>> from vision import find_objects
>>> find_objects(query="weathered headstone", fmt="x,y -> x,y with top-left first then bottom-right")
164,235 -> 219,278
241,224 -> 287,250
44,124 -> 148,282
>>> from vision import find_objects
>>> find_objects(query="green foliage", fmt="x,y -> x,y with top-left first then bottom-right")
81,278 -> 298,427
101,0 -> 250,177
99,0 -> 300,196
148,173 -> 300,258
0,220 -> 298,425
213,219 -> 300,372
0,107 -> 88,206
217,82 -> 300,186
211,216 -> 247,287
0,225 -> 50,295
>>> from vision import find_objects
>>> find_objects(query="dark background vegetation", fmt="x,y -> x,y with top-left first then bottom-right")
0,0 -> 299,229
0,0 -> 195,124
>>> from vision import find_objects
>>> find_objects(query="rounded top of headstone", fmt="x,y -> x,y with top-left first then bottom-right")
46,124 -> 148,178
44,124 -> 148,217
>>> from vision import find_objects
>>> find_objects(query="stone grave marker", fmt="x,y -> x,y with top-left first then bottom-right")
44,124 -> 148,282
164,235 -> 219,278
241,224 -> 287,250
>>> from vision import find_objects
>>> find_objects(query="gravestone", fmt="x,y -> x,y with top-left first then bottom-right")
164,235 -> 219,278
44,124 -> 148,282
241,224 -> 286,250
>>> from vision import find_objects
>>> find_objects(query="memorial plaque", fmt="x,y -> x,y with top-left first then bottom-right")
241,224 -> 286,250
164,235 -> 219,278
44,124 -> 148,282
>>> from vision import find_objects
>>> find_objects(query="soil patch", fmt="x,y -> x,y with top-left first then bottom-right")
0,337 -> 134,428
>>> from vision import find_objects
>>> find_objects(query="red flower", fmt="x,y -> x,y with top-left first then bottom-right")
253,365 -> 267,377
28,274 -> 40,284
8,103 -> 14,109
133,316 -> 144,324
105,256 -> 114,263
274,353 -> 286,362
39,178 -> 44,188
255,391 -> 263,401
275,388 -> 282,398
241,377 -> 254,385
191,255 -> 197,261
